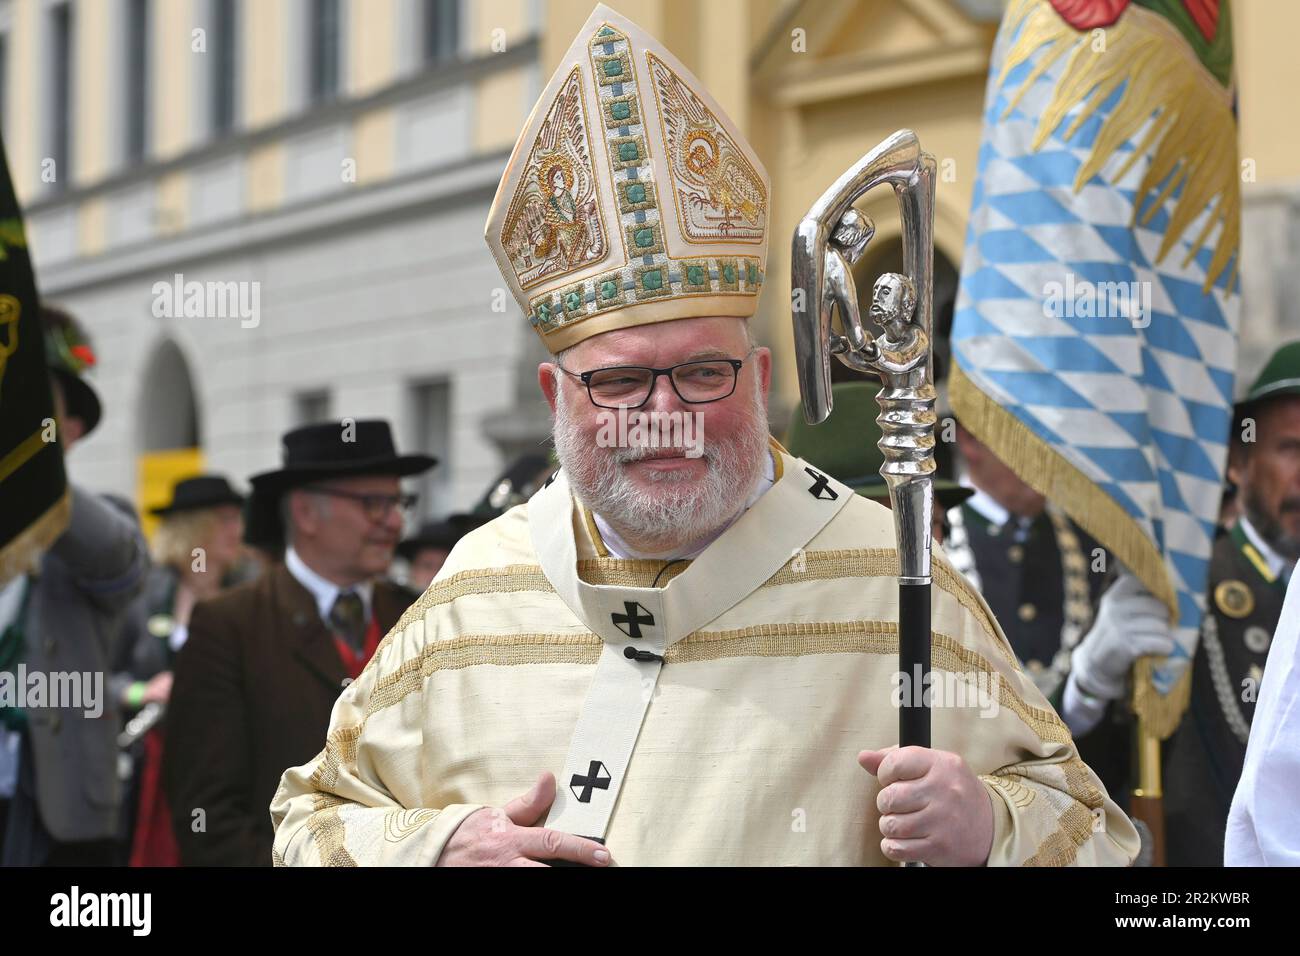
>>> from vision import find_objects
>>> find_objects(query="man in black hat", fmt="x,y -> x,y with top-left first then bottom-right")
1164,341 -> 1300,865
1,306 -> 148,866
164,420 -> 435,865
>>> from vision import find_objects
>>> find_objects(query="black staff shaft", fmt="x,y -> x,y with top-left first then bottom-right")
898,581 -> 931,749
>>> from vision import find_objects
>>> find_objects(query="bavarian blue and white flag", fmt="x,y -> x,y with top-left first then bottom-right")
950,0 -> 1240,737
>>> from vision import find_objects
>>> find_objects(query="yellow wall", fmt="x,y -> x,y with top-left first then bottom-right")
543,0 -> 669,73
473,64 -> 530,154
245,143 -> 284,212
347,0 -> 396,96
8,0 -> 41,195
72,0 -> 111,184
1235,0 -> 1300,184
76,195 -> 107,256
153,0 -> 194,160
345,0 -> 399,183
77,194 -> 107,256
138,447 -> 205,541
793,78 -> 986,263
244,0 -> 287,128
351,108 -> 394,184
156,170 -> 188,234
693,0 -> 747,131
467,0 -> 532,55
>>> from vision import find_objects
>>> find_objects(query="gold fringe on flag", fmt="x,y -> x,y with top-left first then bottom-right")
1133,655 -> 1192,740
0,486 -> 70,585
999,0 -> 1240,295
950,364 -> 1190,737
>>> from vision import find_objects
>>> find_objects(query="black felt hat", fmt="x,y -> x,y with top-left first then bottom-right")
244,420 -> 437,549
149,475 -> 245,516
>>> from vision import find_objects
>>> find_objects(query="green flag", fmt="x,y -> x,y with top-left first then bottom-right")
0,133 -> 69,582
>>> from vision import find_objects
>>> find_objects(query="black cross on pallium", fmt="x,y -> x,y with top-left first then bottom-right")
611,601 -> 654,638
570,760 -> 612,803
804,466 -> 839,501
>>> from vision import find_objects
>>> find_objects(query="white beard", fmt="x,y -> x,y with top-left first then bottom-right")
552,375 -> 770,553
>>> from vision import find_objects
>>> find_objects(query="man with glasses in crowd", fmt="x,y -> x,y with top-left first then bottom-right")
271,5 -> 1137,867
165,420 -> 434,865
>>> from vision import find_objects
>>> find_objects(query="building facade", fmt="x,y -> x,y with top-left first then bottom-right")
1,0 -> 1295,520
3,0 -> 548,521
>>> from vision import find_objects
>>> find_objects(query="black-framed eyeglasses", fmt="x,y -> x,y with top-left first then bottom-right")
559,351 -> 754,409
307,486 -> 417,521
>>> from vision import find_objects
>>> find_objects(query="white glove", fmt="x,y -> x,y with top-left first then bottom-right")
1062,571 -> 1175,736
1070,570 -> 1176,702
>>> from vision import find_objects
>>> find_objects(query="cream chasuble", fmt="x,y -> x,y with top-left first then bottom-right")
271,448 -> 1140,866
532,449 -> 850,839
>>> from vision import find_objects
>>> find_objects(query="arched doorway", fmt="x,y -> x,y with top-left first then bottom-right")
137,339 -> 204,536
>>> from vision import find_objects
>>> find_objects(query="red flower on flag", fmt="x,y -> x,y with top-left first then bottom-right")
1049,0 -> 1219,41
1048,0 -> 1131,29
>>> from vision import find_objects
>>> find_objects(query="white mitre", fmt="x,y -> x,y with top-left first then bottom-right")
484,3 -> 771,353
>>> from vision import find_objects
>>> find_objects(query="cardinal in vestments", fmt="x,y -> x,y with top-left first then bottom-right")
271,3 -> 1139,867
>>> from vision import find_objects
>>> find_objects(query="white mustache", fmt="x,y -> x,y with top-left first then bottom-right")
613,445 -> 703,462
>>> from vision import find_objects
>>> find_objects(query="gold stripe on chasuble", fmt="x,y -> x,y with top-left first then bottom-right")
992,755 -> 1105,867
760,548 -> 1021,670
387,549 -> 1005,656
578,558 -> 690,587
384,559 -> 688,644
309,724 -> 363,790
305,793 -> 356,867
982,773 -> 1037,810
330,619 -> 1070,751
330,549 -> 1057,793
302,614 -> 1084,864
388,564 -> 556,637
1023,800 -> 1101,867
668,621 -> 1069,746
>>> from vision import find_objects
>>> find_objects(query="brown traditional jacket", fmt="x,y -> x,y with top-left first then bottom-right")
164,563 -> 416,866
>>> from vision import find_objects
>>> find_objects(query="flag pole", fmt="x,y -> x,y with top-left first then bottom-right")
1130,701 -> 1167,865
